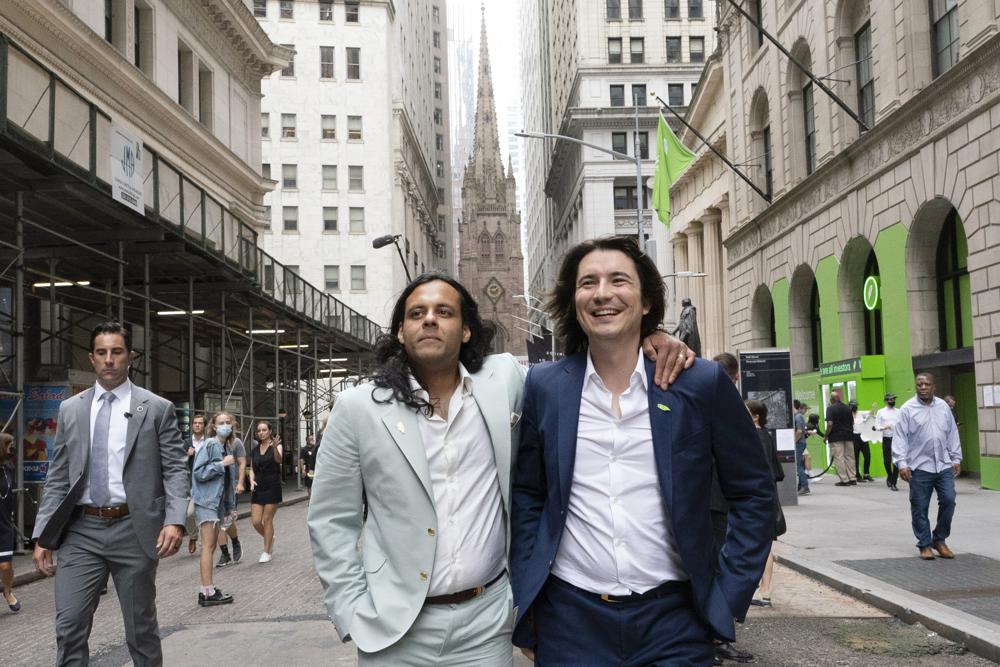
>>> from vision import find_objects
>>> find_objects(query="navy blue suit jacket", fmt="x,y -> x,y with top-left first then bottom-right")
510,354 -> 775,646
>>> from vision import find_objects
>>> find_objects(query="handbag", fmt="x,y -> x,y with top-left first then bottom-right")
774,498 -> 787,537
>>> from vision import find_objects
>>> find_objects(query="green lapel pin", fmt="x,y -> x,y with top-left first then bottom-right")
657,403 -> 670,412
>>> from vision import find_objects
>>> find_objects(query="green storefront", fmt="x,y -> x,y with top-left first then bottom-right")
768,215 -> 990,487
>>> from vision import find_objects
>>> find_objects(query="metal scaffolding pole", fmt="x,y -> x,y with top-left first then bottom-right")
143,255 -> 151,386
295,327 -> 302,491
220,291 -> 227,402
274,318 -> 280,480
117,242 -> 125,322
14,192 -> 25,550
187,278 -> 195,416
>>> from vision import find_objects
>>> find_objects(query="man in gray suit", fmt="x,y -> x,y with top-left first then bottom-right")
32,321 -> 189,666
308,273 -> 691,666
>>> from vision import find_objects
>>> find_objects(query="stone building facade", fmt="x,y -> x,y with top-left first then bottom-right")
458,13 -> 526,358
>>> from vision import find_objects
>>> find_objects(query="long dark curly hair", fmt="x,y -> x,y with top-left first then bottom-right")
370,273 -> 495,415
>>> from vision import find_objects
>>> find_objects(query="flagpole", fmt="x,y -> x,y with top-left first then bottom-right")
652,95 -> 772,204
633,102 -> 645,251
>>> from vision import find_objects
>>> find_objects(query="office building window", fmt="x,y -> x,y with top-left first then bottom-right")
348,115 -> 363,140
279,0 -> 293,19
855,22 -> 874,128
630,38 -> 644,64
434,31 -> 441,48
436,133 -> 444,150
803,83 -> 816,174
628,0 -> 643,20
348,166 -> 364,192
177,41 -> 194,113
197,63 -> 213,129
607,0 -> 621,20
631,84 -> 647,105
668,83 -> 684,106
608,38 -> 623,63
282,164 -> 297,189
253,0 -> 266,18
637,132 -> 649,159
432,5 -> 440,23
261,163 -> 271,180
345,1 -> 360,23
281,113 -> 296,138
134,0 -> 153,75
434,108 -> 443,125
666,36 -> 682,63
665,0 -> 679,19
762,125 -> 773,198
282,206 -> 298,231
688,0 -> 703,19
321,114 -> 336,140
261,113 -> 269,138
323,208 -> 338,232
349,207 -> 365,233
435,82 -> 442,99
610,84 -> 625,107
322,165 -> 337,190
351,265 -> 366,291
319,1 -> 334,21
434,56 -> 442,74
614,186 -> 640,209
320,46 -> 335,78
324,265 -> 340,291
931,0 -> 959,77
689,36 -> 704,62
280,43 -> 295,76
346,47 -> 361,79
612,132 -> 628,157
751,0 -> 764,49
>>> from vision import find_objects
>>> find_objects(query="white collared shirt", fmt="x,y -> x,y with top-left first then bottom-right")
875,406 -> 900,436
411,364 -> 505,596
552,350 -> 688,595
80,379 -> 132,506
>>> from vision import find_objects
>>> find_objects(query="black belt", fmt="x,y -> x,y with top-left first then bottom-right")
554,576 -> 690,604
425,570 -> 506,605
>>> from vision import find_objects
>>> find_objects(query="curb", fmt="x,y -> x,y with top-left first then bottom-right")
11,491 -> 310,589
777,552 -> 1000,663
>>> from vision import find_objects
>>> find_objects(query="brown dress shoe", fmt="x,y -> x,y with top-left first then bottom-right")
919,547 -> 935,560
933,542 -> 955,559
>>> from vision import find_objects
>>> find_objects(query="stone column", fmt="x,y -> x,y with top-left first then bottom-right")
718,202 -> 732,351
685,222 -> 705,353
671,232 -> 688,328
701,210 -> 724,359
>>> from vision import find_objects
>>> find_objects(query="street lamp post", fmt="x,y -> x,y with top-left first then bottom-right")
516,128 -> 648,251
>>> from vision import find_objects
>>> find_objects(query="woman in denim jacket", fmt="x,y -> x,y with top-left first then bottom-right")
192,411 -> 238,607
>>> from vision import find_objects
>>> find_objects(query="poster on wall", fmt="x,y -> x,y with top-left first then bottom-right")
739,349 -> 794,463
23,384 -> 71,482
110,122 -> 145,215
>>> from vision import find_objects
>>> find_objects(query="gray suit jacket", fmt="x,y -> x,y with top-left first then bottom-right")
307,354 -> 526,653
31,383 -> 190,560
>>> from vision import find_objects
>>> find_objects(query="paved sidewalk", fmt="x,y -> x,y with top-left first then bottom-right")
7,479 -> 310,589
778,473 -> 1000,662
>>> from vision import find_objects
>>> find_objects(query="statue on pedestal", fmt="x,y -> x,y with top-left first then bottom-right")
672,297 -> 702,357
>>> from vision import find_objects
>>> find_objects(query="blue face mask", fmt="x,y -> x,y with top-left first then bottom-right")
215,425 -> 233,439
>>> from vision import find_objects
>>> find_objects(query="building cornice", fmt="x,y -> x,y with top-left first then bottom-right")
724,31 -> 1000,265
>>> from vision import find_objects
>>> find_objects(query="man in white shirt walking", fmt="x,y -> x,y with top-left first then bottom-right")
875,394 -> 900,491
893,373 -> 962,560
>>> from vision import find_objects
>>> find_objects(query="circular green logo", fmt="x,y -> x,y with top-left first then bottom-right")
863,276 -> 880,311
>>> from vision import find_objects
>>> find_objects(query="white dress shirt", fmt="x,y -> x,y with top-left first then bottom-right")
412,364 -> 506,596
875,406 -> 900,437
892,396 -> 962,473
552,350 -> 688,595
80,379 -> 132,506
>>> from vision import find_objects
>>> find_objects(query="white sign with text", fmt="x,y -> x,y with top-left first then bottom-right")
110,123 -> 144,214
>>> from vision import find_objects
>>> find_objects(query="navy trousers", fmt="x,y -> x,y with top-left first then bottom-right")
533,576 -> 714,667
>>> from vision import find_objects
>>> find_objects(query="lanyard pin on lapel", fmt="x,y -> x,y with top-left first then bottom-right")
657,403 -> 670,412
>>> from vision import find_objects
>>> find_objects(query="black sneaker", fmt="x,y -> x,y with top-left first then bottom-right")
864,475 -> 875,482
848,480 -> 858,485
232,540 -> 243,564
198,589 -> 234,607
835,481 -> 850,487
216,551 -> 232,568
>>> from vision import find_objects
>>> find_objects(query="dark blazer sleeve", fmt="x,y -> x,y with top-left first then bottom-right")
709,365 -> 776,621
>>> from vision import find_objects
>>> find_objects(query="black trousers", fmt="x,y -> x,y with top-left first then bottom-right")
882,437 -> 899,486
853,434 -> 871,476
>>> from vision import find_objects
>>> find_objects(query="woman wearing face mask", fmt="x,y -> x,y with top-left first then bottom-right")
248,420 -> 282,563
0,433 -> 20,613
191,412 -> 238,606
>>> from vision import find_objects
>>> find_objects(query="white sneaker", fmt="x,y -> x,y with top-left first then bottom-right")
258,552 -> 272,563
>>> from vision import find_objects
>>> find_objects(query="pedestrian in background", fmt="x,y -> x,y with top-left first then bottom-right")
216,428 -> 247,568
191,411 -> 238,606
184,413 -> 207,554
893,373 -> 962,561
747,400 -> 784,609
876,394 -> 900,491
793,400 -> 810,496
825,387 -> 857,486
0,433 -> 20,613
249,420 -> 282,563
300,435 -> 317,498
851,402 -> 874,482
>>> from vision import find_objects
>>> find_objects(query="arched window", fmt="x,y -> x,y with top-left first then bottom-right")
810,280 -> 822,369
936,209 -> 971,350
491,320 -> 507,354
863,249 -> 883,355
749,89 -> 773,201
494,232 -> 505,258
479,232 -> 491,260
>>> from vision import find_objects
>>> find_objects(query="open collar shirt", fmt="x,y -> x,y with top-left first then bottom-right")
875,406 -> 900,437
892,396 -> 961,473
410,364 -> 506,596
552,350 -> 687,596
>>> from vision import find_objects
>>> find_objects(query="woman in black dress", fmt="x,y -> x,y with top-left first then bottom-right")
0,433 -> 20,612
249,421 -> 282,563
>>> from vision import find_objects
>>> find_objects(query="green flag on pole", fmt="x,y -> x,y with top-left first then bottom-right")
651,112 -> 696,226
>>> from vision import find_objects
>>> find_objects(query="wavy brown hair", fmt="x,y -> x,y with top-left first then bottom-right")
546,236 -> 665,355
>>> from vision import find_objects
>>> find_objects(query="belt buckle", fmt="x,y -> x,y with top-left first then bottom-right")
599,594 -> 620,604
472,585 -> 485,598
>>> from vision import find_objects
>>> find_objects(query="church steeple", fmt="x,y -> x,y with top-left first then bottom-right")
466,6 -> 505,201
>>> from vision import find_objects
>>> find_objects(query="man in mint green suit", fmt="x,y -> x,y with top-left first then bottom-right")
308,273 -> 691,666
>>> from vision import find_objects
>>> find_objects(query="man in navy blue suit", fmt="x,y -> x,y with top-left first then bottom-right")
510,237 -> 775,666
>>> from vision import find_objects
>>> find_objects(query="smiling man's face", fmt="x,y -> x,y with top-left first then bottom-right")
397,280 -> 470,375
574,249 -> 649,349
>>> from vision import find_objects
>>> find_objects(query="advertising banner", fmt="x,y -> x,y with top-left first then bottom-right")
111,122 -> 145,214
23,384 -> 71,482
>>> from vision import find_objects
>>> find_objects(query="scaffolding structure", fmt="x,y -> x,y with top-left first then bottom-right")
0,33 -> 380,548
